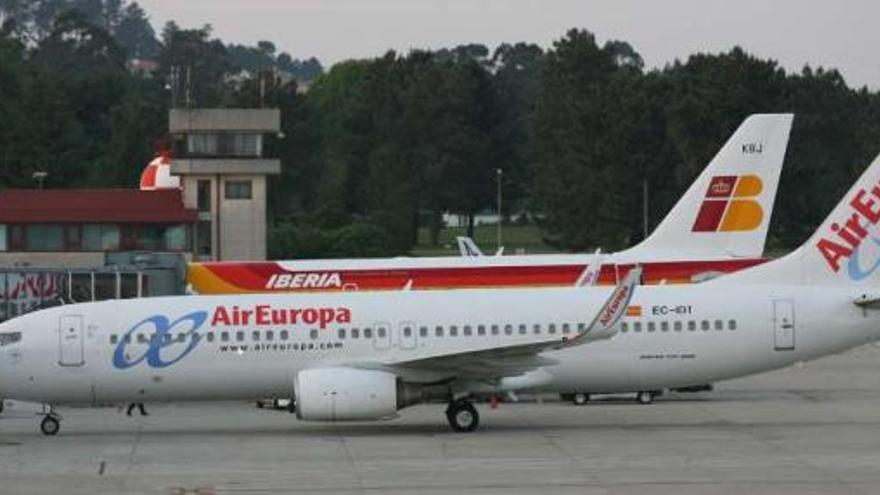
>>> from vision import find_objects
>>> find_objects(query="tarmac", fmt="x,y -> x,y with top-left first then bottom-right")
2,344 -> 880,494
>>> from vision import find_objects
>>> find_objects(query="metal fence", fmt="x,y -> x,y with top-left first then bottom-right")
0,269 -> 149,322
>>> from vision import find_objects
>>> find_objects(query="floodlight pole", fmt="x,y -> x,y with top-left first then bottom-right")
496,168 -> 503,251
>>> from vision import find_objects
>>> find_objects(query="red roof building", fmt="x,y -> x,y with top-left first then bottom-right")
0,189 -> 197,256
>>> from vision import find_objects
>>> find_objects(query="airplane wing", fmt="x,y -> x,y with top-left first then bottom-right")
347,266 -> 641,384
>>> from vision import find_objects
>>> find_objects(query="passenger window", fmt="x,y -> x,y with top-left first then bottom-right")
633,322 -> 642,332
162,333 -> 171,344
661,321 -> 669,332
236,331 -> 244,342
420,326 -> 428,337
714,320 -> 723,331
688,321 -> 696,331
364,328 -> 373,338
504,324 -> 513,335
0,331 -> 21,346
674,321 -> 683,332
310,329 -> 318,340
403,326 -> 412,337
110,334 -> 118,344
338,328 -> 346,339
518,324 -> 527,335
378,327 -> 386,338
562,323 -> 571,334
252,331 -> 261,341
701,320 -> 710,331
621,322 -> 629,333
463,325 -> 472,336
221,332 -> 229,342
728,320 -> 737,330
549,324 -> 557,335
647,322 -> 656,332
435,326 -> 444,337
477,325 -> 486,336
575,323 -> 585,333
280,330 -> 289,341
533,324 -> 542,334
137,334 -> 147,344
206,333 -> 215,343
177,333 -> 187,343
491,324 -> 500,335
124,335 -> 132,344
266,331 -> 274,341
351,328 -> 360,339
450,326 -> 458,337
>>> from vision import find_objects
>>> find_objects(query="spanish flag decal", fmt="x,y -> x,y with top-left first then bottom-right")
625,305 -> 642,317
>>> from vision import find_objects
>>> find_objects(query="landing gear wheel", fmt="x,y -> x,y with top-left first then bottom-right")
40,415 -> 60,436
572,393 -> 590,406
446,401 -> 480,432
636,391 -> 654,405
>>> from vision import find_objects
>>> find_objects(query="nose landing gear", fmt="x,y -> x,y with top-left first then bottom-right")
37,404 -> 62,436
40,414 -> 61,436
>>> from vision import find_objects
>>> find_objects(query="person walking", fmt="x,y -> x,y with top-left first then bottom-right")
126,402 -> 148,416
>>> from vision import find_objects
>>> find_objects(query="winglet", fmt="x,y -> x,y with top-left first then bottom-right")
565,266 -> 642,346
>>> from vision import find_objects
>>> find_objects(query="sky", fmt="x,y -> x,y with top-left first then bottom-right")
136,0 -> 880,88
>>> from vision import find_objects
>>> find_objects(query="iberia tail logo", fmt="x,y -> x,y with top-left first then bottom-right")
692,175 -> 764,232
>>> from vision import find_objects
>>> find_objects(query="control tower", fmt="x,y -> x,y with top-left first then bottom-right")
169,109 -> 281,261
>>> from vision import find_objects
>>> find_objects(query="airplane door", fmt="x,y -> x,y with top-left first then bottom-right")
399,321 -> 417,350
773,300 -> 795,351
58,315 -> 85,366
373,322 -> 392,351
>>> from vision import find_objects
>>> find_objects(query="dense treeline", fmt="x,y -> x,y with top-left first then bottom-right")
2,1 -> 880,258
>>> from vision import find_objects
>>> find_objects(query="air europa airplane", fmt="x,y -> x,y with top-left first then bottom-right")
3,150 -> 880,436
188,114 -> 794,294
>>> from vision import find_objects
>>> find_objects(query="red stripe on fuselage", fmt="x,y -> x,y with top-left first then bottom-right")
190,259 -> 767,294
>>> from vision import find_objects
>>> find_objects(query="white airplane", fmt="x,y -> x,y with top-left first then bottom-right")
188,114 -> 794,293
2,150 -> 880,436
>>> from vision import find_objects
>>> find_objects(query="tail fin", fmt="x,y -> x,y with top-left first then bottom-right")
456,237 -> 484,257
724,152 -> 880,286
622,113 -> 793,259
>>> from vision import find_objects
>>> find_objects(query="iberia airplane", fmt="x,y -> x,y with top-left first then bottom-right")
189,114 -> 793,294
2,149 -> 880,435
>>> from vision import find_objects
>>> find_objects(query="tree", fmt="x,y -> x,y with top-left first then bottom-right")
115,2 -> 160,58
159,22 -> 233,107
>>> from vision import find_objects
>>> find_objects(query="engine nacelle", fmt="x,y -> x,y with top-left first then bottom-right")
295,367 -> 420,422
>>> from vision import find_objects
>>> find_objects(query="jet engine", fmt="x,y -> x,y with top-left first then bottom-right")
294,367 -> 423,421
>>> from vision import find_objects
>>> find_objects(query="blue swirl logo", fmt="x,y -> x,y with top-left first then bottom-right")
112,311 -> 208,369
847,234 -> 880,281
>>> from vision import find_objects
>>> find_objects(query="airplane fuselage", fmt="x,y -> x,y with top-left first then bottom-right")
0,284 -> 875,406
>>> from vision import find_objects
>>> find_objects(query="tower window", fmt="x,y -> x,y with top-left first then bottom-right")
224,180 -> 252,200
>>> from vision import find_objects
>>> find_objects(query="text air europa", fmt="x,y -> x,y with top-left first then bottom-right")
816,175 -> 880,273
211,304 -> 351,328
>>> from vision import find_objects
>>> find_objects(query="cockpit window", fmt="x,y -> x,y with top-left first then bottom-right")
0,331 -> 22,346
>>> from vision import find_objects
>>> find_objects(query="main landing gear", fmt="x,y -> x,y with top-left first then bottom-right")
446,399 -> 479,432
